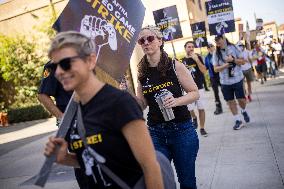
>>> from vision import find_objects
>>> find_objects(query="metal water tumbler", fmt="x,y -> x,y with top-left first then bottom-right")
155,91 -> 175,121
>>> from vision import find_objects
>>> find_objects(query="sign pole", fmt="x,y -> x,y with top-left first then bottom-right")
171,41 -> 176,59
170,31 -> 177,59
230,32 -> 234,43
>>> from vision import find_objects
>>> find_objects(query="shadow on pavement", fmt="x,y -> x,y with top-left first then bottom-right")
0,119 -> 51,135
0,131 -> 55,156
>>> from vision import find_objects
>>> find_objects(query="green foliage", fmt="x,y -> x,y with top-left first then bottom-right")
7,105 -> 51,123
33,2 -> 57,40
0,34 -> 46,109
0,3 -> 59,124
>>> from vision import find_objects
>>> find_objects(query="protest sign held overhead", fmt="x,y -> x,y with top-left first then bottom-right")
190,21 -> 208,48
256,18 -> 263,31
205,0 -> 235,35
53,0 -> 145,80
153,5 -> 183,41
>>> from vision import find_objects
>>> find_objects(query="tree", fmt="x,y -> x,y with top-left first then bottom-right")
0,34 -> 46,109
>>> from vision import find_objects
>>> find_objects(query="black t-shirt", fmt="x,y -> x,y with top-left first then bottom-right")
38,62 -> 72,112
181,55 -> 205,89
67,84 -> 144,189
139,61 -> 191,125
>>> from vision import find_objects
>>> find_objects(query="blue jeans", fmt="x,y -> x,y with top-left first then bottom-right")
148,119 -> 199,189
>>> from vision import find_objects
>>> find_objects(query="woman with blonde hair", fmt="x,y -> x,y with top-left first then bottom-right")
44,31 -> 165,189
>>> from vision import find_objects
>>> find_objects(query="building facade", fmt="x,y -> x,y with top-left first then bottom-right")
0,0 -> 252,92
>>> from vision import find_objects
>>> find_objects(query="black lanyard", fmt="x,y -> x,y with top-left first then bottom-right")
76,105 -> 132,189
21,96 -> 137,189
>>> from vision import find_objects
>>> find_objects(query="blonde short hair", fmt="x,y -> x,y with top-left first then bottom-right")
48,31 -> 96,58
141,25 -> 163,39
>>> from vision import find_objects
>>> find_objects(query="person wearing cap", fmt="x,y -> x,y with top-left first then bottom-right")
136,25 -> 200,189
182,41 -> 208,137
213,35 -> 250,130
237,41 -> 254,102
44,31 -> 165,189
204,42 -> 223,115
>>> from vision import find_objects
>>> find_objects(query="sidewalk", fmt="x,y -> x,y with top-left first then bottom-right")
196,71 -> 284,189
0,118 -> 57,145
0,72 -> 284,189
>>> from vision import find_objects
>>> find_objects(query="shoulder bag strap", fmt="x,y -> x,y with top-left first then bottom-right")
76,105 -> 132,189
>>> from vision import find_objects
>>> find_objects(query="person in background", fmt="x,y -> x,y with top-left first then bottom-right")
136,25 -> 200,189
203,75 -> 210,91
213,35 -> 250,130
38,62 -> 87,189
182,41 -> 208,137
38,61 -> 72,126
44,31 -> 164,189
281,39 -> 284,67
256,51 -> 267,84
271,38 -> 282,69
266,47 -> 277,78
205,42 -> 223,115
237,41 -> 254,102
250,42 -> 261,80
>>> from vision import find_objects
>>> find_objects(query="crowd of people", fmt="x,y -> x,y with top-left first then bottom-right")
38,25 -> 284,188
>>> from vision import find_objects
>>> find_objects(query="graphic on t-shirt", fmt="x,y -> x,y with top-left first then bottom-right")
144,77 -> 152,88
70,120 -> 80,140
82,148 -> 111,187
183,61 -> 196,78
70,134 -> 103,150
82,149 -> 95,176
80,15 -> 118,62
142,81 -> 174,94
43,68 -> 50,78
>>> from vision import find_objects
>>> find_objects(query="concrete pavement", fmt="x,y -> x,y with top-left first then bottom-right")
0,72 -> 284,189
196,73 -> 284,189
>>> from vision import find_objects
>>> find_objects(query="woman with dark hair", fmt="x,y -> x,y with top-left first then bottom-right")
136,25 -> 200,189
213,35 -> 250,130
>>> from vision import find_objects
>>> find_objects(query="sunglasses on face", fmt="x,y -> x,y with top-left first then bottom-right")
48,56 -> 82,72
138,35 -> 156,45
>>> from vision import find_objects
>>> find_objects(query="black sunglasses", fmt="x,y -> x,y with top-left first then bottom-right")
138,35 -> 155,45
48,56 -> 82,71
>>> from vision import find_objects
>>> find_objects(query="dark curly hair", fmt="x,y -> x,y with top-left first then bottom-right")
137,25 -> 173,81
137,45 -> 172,81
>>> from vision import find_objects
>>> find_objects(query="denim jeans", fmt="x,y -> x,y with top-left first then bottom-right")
148,119 -> 199,189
